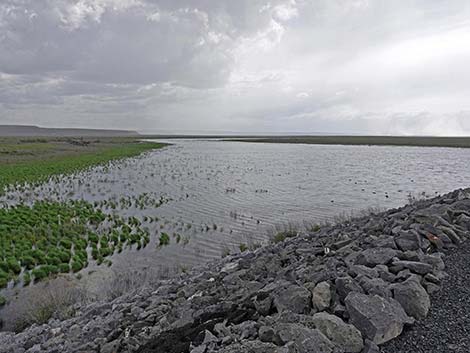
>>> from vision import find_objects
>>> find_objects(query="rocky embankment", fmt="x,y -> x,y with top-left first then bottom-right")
2,189 -> 470,353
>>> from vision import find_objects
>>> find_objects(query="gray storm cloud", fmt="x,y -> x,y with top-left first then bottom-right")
1,0 -> 470,135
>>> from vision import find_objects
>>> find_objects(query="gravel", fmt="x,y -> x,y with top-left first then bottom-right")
381,241 -> 470,353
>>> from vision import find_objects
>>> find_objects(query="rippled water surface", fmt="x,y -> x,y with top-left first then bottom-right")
3,140 -> 470,273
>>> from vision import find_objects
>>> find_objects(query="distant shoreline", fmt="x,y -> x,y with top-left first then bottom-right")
220,136 -> 470,149
0,125 -> 139,137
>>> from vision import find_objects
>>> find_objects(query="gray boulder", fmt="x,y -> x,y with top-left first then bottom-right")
274,323 -> 335,353
389,260 -> 433,275
357,276 -> 392,298
362,339 -> 380,353
312,312 -> 364,352
438,226 -> 462,244
345,292 -> 414,345
391,277 -> 430,319
422,253 -> 445,271
348,265 -> 379,279
259,326 -> 275,343
311,282 -> 332,311
273,285 -> 311,314
218,340 -> 280,353
355,248 -> 397,267
394,231 -> 420,251
335,276 -> 364,302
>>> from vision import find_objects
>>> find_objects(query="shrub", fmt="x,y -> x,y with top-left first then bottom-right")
0,295 -> 6,306
239,243 -> 248,252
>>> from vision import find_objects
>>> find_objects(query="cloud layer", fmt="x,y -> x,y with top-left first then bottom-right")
1,0 -> 470,135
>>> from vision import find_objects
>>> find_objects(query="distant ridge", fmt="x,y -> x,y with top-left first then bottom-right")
0,125 -> 140,137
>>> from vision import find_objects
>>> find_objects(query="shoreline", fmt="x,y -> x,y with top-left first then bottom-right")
223,136 -> 470,149
0,188 -> 469,352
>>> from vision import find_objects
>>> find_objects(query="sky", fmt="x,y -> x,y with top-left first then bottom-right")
1,0 -> 470,135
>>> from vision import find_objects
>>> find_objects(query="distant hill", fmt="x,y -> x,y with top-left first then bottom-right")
0,125 -> 140,137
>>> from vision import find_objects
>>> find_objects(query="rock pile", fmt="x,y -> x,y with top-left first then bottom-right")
1,188 -> 470,353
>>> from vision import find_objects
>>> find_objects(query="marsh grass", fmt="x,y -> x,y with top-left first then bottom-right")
0,200 -> 154,290
267,221 -> 303,244
0,138 -> 166,193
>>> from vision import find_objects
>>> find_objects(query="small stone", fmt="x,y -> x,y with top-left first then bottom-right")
311,281 -> 332,311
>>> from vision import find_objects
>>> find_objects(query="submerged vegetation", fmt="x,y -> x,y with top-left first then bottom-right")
0,200 -> 153,290
0,138 -> 166,193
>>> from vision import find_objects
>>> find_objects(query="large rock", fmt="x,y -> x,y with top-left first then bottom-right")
312,312 -> 364,352
348,265 -> 379,279
355,248 -> 397,267
389,260 -> 433,275
274,323 -> 335,353
391,277 -> 430,319
344,292 -> 414,345
218,341 -> 280,353
272,285 -> 312,314
394,231 -> 420,251
311,282 -> 331,311
335,276 -> 364,302
356,276 -> 392,298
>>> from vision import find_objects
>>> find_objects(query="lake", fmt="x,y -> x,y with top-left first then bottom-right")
2,139 -> 470,277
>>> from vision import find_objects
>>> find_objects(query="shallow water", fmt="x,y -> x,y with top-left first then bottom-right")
2,140 -> 470,274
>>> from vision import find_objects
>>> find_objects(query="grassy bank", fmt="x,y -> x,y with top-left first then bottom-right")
0,138 -> 166,192
224,136 -> 470,148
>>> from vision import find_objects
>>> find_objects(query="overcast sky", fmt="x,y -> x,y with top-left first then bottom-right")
1,0 -> 470,135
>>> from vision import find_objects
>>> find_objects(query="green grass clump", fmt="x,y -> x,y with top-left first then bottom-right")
273,233 -> 286,243
159,233 -> 170,246
239,243 -> 248,252
0,199 -> 151,289
0,295 -> 6,306
0,141 -> 165,193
